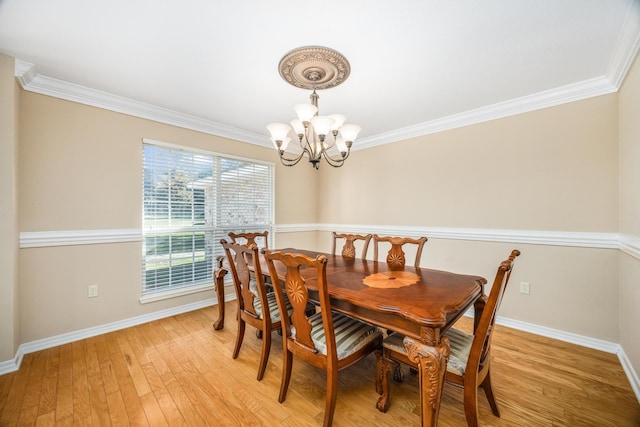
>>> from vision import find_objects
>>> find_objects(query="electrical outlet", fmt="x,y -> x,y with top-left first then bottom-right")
88,284 -> 98,298
519,282 -> 530,295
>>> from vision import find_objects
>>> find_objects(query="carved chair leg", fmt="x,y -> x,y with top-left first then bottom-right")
256,329 -> 271,381
323,368 -> 339,427
278,348 -> 293,403
463,376 -> 480,427
232,317 -> 245,359
481,369 -> 500,417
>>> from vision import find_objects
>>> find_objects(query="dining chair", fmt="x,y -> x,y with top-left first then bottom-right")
372,234 -> 428,270
229,230 -> 271,287
331,232 -> 372,259
375,249 -> 521,427
264,250 -> 383,427
228,230 -> 270,249
220,239 -> 288,381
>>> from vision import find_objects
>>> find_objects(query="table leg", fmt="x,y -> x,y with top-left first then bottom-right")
403,335 -> 451,427
212,266 -> 227,330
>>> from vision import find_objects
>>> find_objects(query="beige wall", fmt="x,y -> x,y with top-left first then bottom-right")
318,95 -> 618,231
317,94 -> 621,341
0,54 -> 19,361
618,52 -> 640,376
17,91 -> 317,343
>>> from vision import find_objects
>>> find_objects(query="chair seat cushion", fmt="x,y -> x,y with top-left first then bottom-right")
253,291 -> 292,323
382,327 -> 473,376
293,312 -> 382,359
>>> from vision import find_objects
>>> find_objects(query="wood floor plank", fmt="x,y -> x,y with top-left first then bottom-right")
35,410 -> 56,426
71,340 -> 92,425
108,334 -> 149,426
105,389 -> 129,426
139,360 -> 187,426
139,391 -> 169,427
54,343 -> 74,422
148,346 -> 206,426
20,349 -> 47,415
1,301 -> 638,426
117,334 -> 152,397
0,372 -> 15,419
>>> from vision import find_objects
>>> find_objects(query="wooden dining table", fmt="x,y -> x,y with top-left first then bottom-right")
213,248 -> 487,427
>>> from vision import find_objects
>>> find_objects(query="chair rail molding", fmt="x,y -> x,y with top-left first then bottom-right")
20,225 -> 627,251
277,223 -> 620,250
620,234 -> 640,260
20,228 -> 142,248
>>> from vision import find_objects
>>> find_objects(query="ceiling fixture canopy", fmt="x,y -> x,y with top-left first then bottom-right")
267,46 -> 361,169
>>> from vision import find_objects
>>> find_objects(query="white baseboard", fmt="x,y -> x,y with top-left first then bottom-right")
619,347 -> 640,404
495,315 -> 620,354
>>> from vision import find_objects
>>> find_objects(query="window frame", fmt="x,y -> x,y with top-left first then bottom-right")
140,138 -> 275,303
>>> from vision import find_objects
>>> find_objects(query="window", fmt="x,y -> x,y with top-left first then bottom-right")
142,139 -> 274,300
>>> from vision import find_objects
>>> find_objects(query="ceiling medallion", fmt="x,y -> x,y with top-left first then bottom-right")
278,46 -> 351,90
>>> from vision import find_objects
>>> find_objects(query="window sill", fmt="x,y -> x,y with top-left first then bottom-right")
139,282 -> 215,304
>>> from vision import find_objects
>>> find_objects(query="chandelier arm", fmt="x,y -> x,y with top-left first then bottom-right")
278,149 -> 307,167
321,150 -> 349,168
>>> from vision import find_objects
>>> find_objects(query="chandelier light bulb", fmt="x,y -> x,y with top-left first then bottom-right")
328,114 -> 346,131
266,123 -> 291,142
289,119 -> 305,136
311,116 -> 335,139
335,137 -> 348,154
280,136 -> 291,151
339,124 -> 362,143
294,104 -> 318,122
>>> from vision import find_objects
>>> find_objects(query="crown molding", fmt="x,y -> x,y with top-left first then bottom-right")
354,77 -> 617,150
606,0 -> 640,88
13,60 -> 271,149
14,3 -> 640,152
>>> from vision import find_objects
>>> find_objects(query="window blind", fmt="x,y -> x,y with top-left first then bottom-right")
142,141 -> 274,296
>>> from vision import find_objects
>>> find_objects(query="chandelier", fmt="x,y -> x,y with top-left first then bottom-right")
267,46 -> 361,169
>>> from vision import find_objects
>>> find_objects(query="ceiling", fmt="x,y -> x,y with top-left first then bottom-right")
1,0 -> 639,150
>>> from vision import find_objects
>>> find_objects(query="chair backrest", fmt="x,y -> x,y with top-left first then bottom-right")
264,250 -> 336,359
468,249 -> 520,374
373,234 -> 428,270
331,232 -> 372,259
228,231 -> 269,249
220,239 -> 268,319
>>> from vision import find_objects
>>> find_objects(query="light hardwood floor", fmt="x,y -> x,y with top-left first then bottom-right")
1,301 -> 639,426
